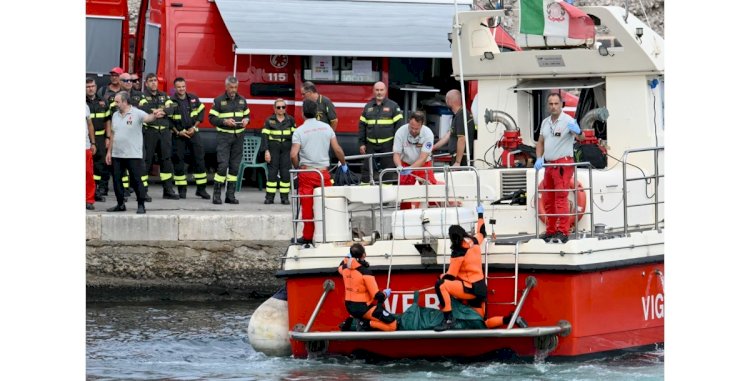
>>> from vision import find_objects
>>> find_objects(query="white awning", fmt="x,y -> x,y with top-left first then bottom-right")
214,0 -> 472,58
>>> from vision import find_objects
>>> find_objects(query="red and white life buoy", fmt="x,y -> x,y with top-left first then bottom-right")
537,179 -> 587,229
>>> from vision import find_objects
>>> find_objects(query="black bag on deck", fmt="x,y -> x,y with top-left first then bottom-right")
330,165 -> 362,186
575,143 -> 607,169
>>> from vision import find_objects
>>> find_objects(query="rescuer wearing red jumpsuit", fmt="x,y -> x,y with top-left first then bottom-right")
338,243 -> 397,332
534,92 -> 583,243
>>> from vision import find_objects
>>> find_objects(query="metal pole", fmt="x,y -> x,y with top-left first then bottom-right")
507,276 -> 536,329
303,279 -> 335,333
622,151 -> 630,234
453,1 -> 471,165
369,155 -> 375,186
654,148 -> 659,229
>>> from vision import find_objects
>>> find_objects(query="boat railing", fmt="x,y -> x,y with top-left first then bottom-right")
622,146 -> 664,234
533,162 -> 595,240
341,152 -> 453,237
377,165 -> 482,236
289,168 -> 328,244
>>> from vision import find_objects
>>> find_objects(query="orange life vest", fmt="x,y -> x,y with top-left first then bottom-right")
338,257 -> 380,303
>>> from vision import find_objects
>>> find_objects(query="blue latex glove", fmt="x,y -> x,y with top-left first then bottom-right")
401,167 -> 412,176
568,120 -> 581,134
534,157 -> 544,170
340,163 -> 348,173
383,288 -> 392,298
476,204 -> 484,214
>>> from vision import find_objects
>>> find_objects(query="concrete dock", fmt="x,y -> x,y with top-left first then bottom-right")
86,183 -> 298,302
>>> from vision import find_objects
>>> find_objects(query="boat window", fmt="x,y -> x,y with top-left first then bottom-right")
516,78 -> 605,141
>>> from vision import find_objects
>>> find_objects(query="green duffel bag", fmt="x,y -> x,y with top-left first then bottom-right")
397,290 -> 486,330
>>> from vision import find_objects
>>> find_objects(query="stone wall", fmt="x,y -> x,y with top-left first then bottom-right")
87,240 -> 289,302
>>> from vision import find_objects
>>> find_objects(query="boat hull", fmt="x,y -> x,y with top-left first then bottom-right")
284,261 -> 664,359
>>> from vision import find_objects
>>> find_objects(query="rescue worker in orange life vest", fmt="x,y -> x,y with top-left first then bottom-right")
338,243 -> 397,332
434,204 -> 529,331
434,204 -> 489,331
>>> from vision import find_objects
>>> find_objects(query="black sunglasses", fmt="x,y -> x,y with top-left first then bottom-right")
276,105 -> 286,109
121,79 -> 133,83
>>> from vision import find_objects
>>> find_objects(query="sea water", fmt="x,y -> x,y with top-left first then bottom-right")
87,301 -> 664,380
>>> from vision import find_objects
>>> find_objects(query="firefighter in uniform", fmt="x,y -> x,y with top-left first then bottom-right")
208,75 -> 250,205
139,72 -> 180,200
301,81 -> 337,130
86,77 -> 110,201
261,98 -> 296,205
358,81 -> 403,183
169,77 -> 211,199
338,243 -> 397,332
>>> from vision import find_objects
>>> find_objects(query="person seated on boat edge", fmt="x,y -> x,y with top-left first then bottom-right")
434,204 -> 488,332
337,243 -> 397,332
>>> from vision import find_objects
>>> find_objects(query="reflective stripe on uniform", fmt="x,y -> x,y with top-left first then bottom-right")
160,173 -> 173,181
261,128 -> 293,136
194,172 -> 207,185
216,127 -> 245,133
367,136 -> 394,144
174,174 -> 187,186
95,130 -> 106,135
227,174 -> 238,182
190,104 -> 205,117
266,180 -> 278,193
360,115 -> 403,125
279,181 -> 291,194
215,111 -> 247,118
140,174 -> 148,187
214,173 -> 226,183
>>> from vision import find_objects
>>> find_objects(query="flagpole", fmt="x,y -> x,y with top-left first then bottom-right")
453,0 -> 471,166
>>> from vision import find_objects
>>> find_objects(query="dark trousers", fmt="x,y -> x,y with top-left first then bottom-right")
362,140 -> 395,183
143,127 -> 175,186
215,131 -> 244,183
267,140 -> 291,196
172,132 -> 207,186
93,134 -> 110,185
112,158 -> 147,205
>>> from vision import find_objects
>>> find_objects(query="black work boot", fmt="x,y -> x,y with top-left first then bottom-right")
94,183 -> 106,202
99,182 -> 109,196
163,179 -> 180,200
195,184 -> 211,199
136,202 -> 146,214
212,183 -> 223,205
280,195 -> 290,205
434,311 -> 455,332
143,186 -> 152,202
178,185 -> 187,199
264,193 -> 275,204
225,182 -> 239,204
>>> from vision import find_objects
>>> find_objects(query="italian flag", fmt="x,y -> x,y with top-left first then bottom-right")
520,0 -> 595,40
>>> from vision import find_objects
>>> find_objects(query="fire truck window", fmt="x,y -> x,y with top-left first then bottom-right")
301,57 -> 381,83
144,24 -> 161,77
86,17 -> 122,75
